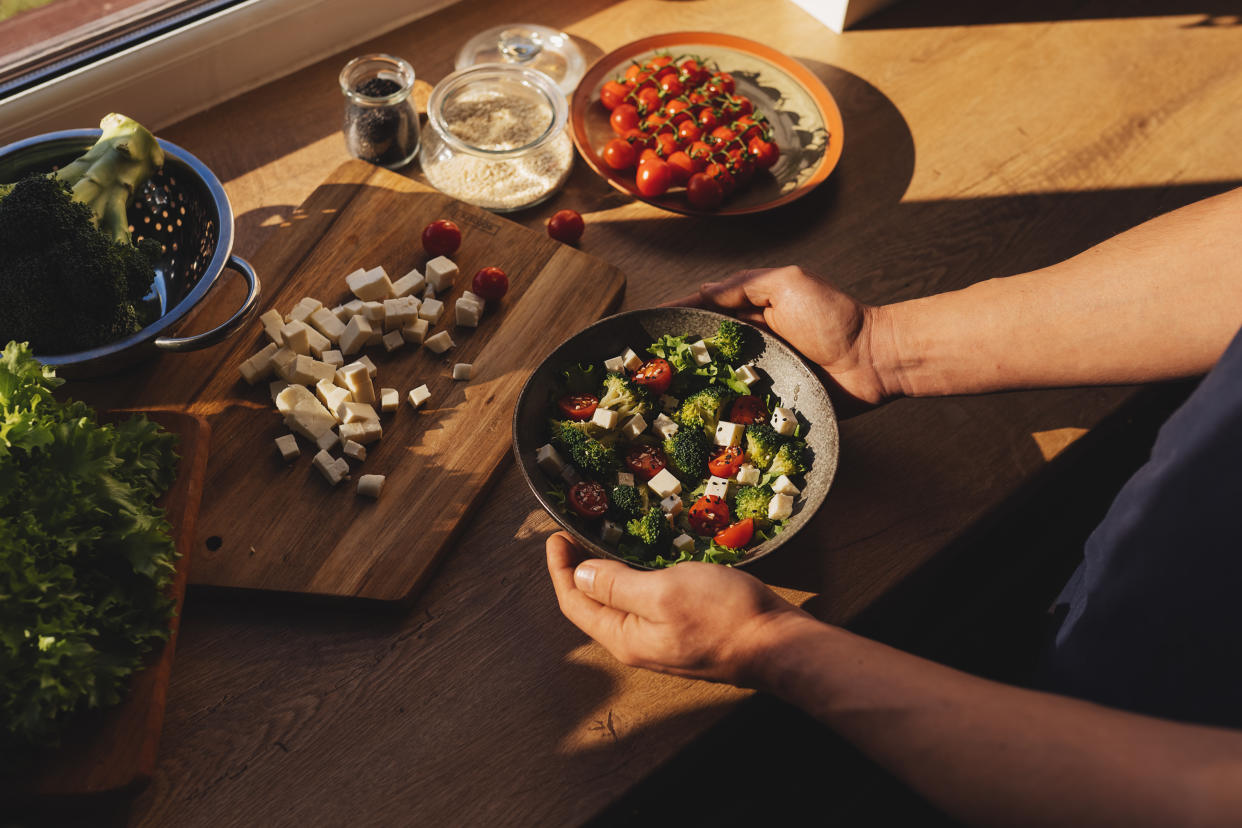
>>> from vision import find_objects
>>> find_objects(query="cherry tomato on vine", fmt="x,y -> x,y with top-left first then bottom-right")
635,158 -> 672,198
748,137 -> 780,170
714,518 -> 755,549
471,266 -> 508,300
600,80 -> 629,111
729,395 -> 768,425
665,99 -> 691,119
568,481 -> 610,519
698,109 -> 720,130
636,85 -> 662,111
622,128 -> 653,150
610,104 -> 640,135
659,75 -> 684,98
666,151 -> 695,186
421,219 -> 461,257
602,137 -> 637,170
633,357 -> 674,394
558,393 -> 598,421
625,444 -> 668,481
703,162 -> 735,195
708,445 -> 746,478
689,495 -> 732,535
653,133 -> 678,158
710,125 -> 737,144
547,209 -> 584,244
677,120 -> 702,144
687,171 -> 724,210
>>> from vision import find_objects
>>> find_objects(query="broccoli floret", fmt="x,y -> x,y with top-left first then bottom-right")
626,506 -> 671,548
608,484 -> 645,519
769,439 -> 808,478
744,423 -> 782,470
702,318 -> 746,363
0,114 -> 164,356
598,371 -> 650,418
733,485 -> 774,522
675,385 -> 735,437
561,362 -> 599,394
663,427 -> 709,480
550,419 -> 619,478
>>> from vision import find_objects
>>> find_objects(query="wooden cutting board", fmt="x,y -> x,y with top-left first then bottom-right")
186,161 -> 623,602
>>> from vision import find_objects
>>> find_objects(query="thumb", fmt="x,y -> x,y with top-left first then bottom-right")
700,269 -> 779,311
574,558 -> 659,616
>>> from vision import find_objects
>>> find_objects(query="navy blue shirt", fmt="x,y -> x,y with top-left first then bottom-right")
1041,324 -> 1242,727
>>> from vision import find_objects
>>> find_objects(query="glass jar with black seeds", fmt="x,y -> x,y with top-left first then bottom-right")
339,53 -> 421,169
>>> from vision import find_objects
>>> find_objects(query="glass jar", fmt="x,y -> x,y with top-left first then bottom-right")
419,63 -> 573,213
340,53 -> 420,169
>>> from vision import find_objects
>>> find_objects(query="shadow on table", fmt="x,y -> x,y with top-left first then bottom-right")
855,0 -> 1242,29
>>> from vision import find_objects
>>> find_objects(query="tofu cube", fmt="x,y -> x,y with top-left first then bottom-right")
424,331 -> 455,354
453,297 -> 481,328
735,364 -> 762,386
260,308 -> 285,344
617,472 -> 635,487
342,440 -> 367,462
418,298 -> 445,323
320,349 -> 344,369
736,464 -> 761,486
620,413 -> 647,440
357,474 -> 385,499
339,315 -> 374,356
309,307 -> 346,342
383,296 -> 421,330
280,320 -> 311,355
772,475 -> 801,496
591,407 -> 619,430
407,384 -> 431,408
425,256 -> 458,291
714,420 -> 745,447
346,266 -> 393,301
621,348 -> 643,372
452,363 -> 473,381
705,475 -> 731,500
390,268 -> 426,298
600,520 -> 623,545
603,356 -> 625,373
768,492 -> 794,521
341,363 -> 376,404
771,407 -> 797,437
382,330 -> 405,352
379,387 -> 399,414
403,317 -> 430,344
660,495 -> 683,519
647,468 -> 682,498
652,413 -> 679,440
689,340 -> 711,365
536,443 -> 564,477
672,533 -> 696,555
274,433 -> 299,462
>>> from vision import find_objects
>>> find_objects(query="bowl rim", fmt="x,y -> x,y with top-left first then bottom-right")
0,128 -> 235,367
511,306 -> 839,569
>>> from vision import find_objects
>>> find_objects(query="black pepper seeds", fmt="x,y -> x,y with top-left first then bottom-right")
345,76 -> 418,167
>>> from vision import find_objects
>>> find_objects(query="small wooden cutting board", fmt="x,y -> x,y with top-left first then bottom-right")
184,162 -> 622,602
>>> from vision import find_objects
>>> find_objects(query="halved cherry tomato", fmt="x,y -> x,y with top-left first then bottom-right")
708,445 -> 745,478
611,103 -> 640,135
602,137 -> 637,170
568,481 -> 609,519
713,518 -> 755,549
729,395 -> 768,425
625,444 -> 668,481
633,357 -> 674,394
558,393 -> 598,421
689,495 -> 732,535
600,80 -> 629,110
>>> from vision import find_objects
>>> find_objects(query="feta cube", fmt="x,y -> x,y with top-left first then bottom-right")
620,413 -> 647,440
768,492 -> 794,521
270,347 -> 297,381
309,307 -> 346,342
331,304 -> 352,324
320,349 -> 344,369
360,301 -> 386,322
453,297 -> 481,328
382,330 -> 405,352
660,495 -> 683,519
339,420 -> 382,445
340,363 -> 376,404
422,285 -> 436,300
659,394 -> 679,413
425,256 -> 458,291
617,472 -> 635,487
356,355 -> 378,377
672,533 -> 696,554
452,363 -> 473,381
390,268 -> 426,298
269,380 -> 289,404
403,317 -> 430,344
336,400 -> 379,424
339,314 -> 374,356
460,290 -> 485,308
603,355 -> 626,372
714,420 -> 745,447
705,475 -> 731,499
341,299 -> 365,318
652,413 -> 679,440
312,450 -> 348,486
600,520 -> 623,545
647,468 -> 682,498
288,296 -> 323,324
736,464 -> 761,486
418,297 -> 445,323
260,308 -> 285,344
342,440 -> 367,462
536,443 -> 564,477
345,266 -> 393,301
772,475 -> 801,496
591,407 -> 619,430
315,428 -> 339,452
288,355 -> 336,386
424,331 -> 455,354
689,340 -> 711,365
621,348 -> 643,372
276,386 -> 336,440
274,433 -> 299,462
280,320 -> 311,355
771,407 -> 797,437
407,384 -> 431,408
383,296 -> 421,330
316,378 -> 351,413
735,364 -> 761,386
379,387 -> 399,414
238,342 -> 279,384
357,474 -> 385,499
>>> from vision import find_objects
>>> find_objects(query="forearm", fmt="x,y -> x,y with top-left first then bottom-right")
751,612 -> 1242,827
870,186 -> 1242,397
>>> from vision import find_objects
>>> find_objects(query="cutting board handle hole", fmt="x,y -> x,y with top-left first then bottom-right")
205,535 -> 223,551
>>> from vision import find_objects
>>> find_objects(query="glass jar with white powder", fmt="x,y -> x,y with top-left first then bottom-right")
420,64 -> 573,212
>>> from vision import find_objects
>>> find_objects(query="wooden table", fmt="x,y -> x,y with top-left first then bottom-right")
51,0 -> 1242,824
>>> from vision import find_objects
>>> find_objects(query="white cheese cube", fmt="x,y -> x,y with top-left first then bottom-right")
453,297 -> 481,328
340,363 -> 376,404
672,533 -> 696,554
621,348 -> 643,372
339,420 -> 382,445
600,520 -> 623,545
591,408 -> 619,430
331,305 -> 352,324
460,290 -> 485,308
339,315 -> 374,356
288,355 -> 336,386
735,364 -> 762,386
239,342 -> 279,384
651,413 -> 679,440
316,378 -> 351,413
714,420 -> 745,447
659,394 -> 679,413
342,440 -> 367,462
304,325 -> 332,359
660,495 -> 683,519
603,356 -> 626,373
309,307 -> 346,342
382,330 -> 405,352
561,465 -> 581,485
771,407 -> 797,437
647,468 -> 682,498
736,464 -> 761,486
383,296 -> 421,330
320,349 -> 344,369
342,299 -> 365,318
276,385 -> 336,440
346,266 -> 393,301
274,433 -> 299,462
424,331 -> 455,354
260,308 -> 285,345
768,492 -> 794,521
315,428 -> 339,452
407,384 -> 431,408
705,475 -> 731,500
452,363 -> 473,381
425,256 -> 458,291
390,268 -> 426,298
403,317 -> 430,344
269,380 -> 290,404
689,340 -> 711,365
536,444 -> 565,477
360,301 -> 386,323
288,296 -> 323,324
270,347 -> 298,381
772,475 -> 801,496
356,355 -> 378,377
418,297 -> 445,323
422,285 -> 436,300
379,387 -> 399,414
336,400 -> 379,424
312,449 -> 347,485
617,472 -> 635,487
357,474 -> 385,499
620,413 -> 647,440
280,320 -> 311,355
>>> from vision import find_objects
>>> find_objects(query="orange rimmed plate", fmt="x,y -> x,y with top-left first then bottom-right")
570,31 -> 844,215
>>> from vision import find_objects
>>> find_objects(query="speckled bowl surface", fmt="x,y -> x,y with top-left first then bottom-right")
512,307 -> 839,569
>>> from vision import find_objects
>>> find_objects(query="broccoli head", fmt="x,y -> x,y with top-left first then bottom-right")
608,484 -> 645,519
769,439 -> 808,478
703,318 -> 746,363
550,420 -> 619,478
663,427 -> 709,481
598,371 -> 650,418
733,485 -> 774,522
675,385 -> 735,437
744,423 -> 781,469
626,506 -> 671,548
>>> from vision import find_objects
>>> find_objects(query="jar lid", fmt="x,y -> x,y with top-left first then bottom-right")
455,24 -> 585,96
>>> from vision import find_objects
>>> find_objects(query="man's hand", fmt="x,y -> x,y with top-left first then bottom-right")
546,532 -> 808,687
672,266 -> 898,407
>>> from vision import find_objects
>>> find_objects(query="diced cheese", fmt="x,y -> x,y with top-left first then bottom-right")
340,363 -> 376,404
346,266 -> 393,301
651,413 -> 679,440
382,330 -> 405,352
407,384 -> 431,408
603,356 -> 625,373
660,495 -> 683,519
260,308 -> 285,344
312,449 -> 341,484
705,475 -> 731,500
331,305 -> 352,324
736,463 -> 760,486
320,349 -> 344,369
239,342 -> 279,384
288,296 -> 323,324
309,307 -> 346,342
659,394 -> 679,413
425,256 -> 458,291
600,520 -> 623,544
315,428 -> 339,452
647,468 -> 682,498
452,363 -> 473,381
390,268 -> 426,298
276,385 -> 336,440
315,378 -> 351,414
714,420 -> 745,447
460,290 -> 485,308
422,285 -> 436,300
621,348 -> 643,371
735,364 -> 761,386
689,340 -> 712,365
617,471 -> 635,487
536,443 -> 564,477
269,380 -> 290,404
342,299 -> 365,318
672,533 -> 696,554
339,315 -> 374,356
620,413 -> 647,440
768,493 -> 794,521
379,387 -> 399,414
280,320 -> 311,355
304,325 -> 332,359
357,474 -> 385,499
270,347 -> 298,381
771,475 -> 801,496
418,297 -> 445,323
424,331 -> 455,354
771,407 -> 797,437
591,407 -> 619,430
274,433 -> 299,462
339,420 -> 382,445
360,301 -> 386,323
453,297 -> 481,328
336,400 -> 379,424
356,356 -> 378,377
383,296 -> 421,330
288,355 -> 336,386
342,439 -> 367,462
403,317 -> 430,344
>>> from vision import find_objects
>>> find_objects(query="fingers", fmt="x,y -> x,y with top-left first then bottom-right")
545,532 -> 633,641
572,558 -> 664,617
698,268 -> 782,311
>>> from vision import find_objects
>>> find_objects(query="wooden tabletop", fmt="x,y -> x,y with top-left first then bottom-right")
63,0 -> 1242,824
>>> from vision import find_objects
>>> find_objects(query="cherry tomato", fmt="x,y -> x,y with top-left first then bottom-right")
611,103 -> 640,135
710,125 -> 737,144
689,495 -> 732,535
602,137 -> 637,170
642,112 -> 669,131
706,72 -> 736,95
471,266 -> 508,300
726,94 -> 753,119
703,161 -> 735,195
421,219 -> 461,257
679,58 -> 708,87
633,357 -> 674,394
636,86 -> 662,111
624,63 -> 649,83
635,158 -> 672,198
708,445 -> 746,478
625,444 -> 668,481
685,172 -> 723,210
622,128 -> 653,150
558,393 -> 598,421
653,133 -> 678,158
547,209 -> 584,244
748,137 -> 780,170
659,75 -> 684,98
665,99 -> 691,119
568,481 -> 609,519
638,147 -> 661,167
666,151 -> 695,186
677,120 -> 702,145
729,395 -> 768,425
600,80 -> 629,111
713,518 -> 755,549
698,109 -> 720,130
647,55 -> 674,71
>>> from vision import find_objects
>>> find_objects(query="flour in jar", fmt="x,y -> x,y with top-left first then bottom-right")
423,88 -> 573,211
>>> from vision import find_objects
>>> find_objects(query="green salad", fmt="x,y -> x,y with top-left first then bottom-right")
538,319 -> 810,567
